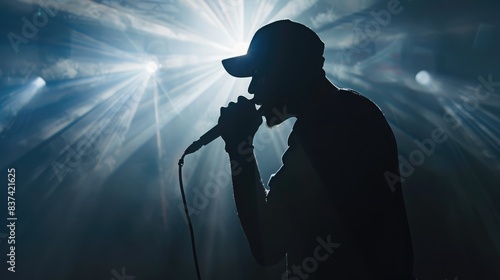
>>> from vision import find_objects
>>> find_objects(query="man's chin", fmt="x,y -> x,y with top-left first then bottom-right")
262,104 -> 292,127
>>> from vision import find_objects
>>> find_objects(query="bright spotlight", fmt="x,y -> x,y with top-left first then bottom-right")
146,61 -> 159,73
415,70 -> 431,85
33,77 -> 46,87
232,41 -> 248,56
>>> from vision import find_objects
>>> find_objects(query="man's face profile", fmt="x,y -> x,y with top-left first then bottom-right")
220,20 -> 325,128
248,57 -> 299,128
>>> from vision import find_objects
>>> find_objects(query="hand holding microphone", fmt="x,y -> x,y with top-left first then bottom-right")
182,96 -> 262,156
219,96 -> 263,151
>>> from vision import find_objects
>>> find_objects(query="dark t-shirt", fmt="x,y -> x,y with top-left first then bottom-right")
266,88 -> 414,279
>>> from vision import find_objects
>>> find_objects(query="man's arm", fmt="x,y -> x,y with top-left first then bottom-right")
227,146 -> 294,266
217,96 -> 294,265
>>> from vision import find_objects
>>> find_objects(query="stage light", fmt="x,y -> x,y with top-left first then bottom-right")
0,76 -> 46,133
33,77 -> 46,87
232,41 -> 248,56
415,70 -> 431,85
146,61 -> 159,73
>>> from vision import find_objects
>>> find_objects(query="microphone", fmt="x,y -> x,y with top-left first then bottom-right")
182,104 -> 263,156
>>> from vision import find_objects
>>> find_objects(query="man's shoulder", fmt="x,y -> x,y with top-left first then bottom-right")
299,87 -> 384,125
292,87 -> 391,147
333,88 -> 381,112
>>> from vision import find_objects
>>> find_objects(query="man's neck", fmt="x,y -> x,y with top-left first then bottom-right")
292,77 -> 338,117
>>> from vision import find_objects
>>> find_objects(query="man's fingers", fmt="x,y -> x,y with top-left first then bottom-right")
220,96 -> 258,121
218,96 -> 262,146
237,96 -> 248,103
235,96 -> 259,114
221,102 -> 236,112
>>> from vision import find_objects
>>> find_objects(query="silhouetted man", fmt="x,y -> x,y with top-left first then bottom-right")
218,19 -> 414,279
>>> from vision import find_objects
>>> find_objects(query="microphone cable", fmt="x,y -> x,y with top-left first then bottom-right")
178,154 -> 202,280
176,98 -> 259,280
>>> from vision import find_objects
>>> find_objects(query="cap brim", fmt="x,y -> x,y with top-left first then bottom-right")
222,55 -> 254,78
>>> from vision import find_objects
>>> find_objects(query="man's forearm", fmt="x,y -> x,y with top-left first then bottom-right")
228,147 -> 267,229
227,146 -> 292,265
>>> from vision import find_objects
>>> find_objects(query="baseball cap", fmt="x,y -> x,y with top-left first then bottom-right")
222,19 -> 325,78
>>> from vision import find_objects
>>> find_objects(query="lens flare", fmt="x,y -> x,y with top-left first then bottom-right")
145,61 -> 159,73
415,70 -> 431,85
